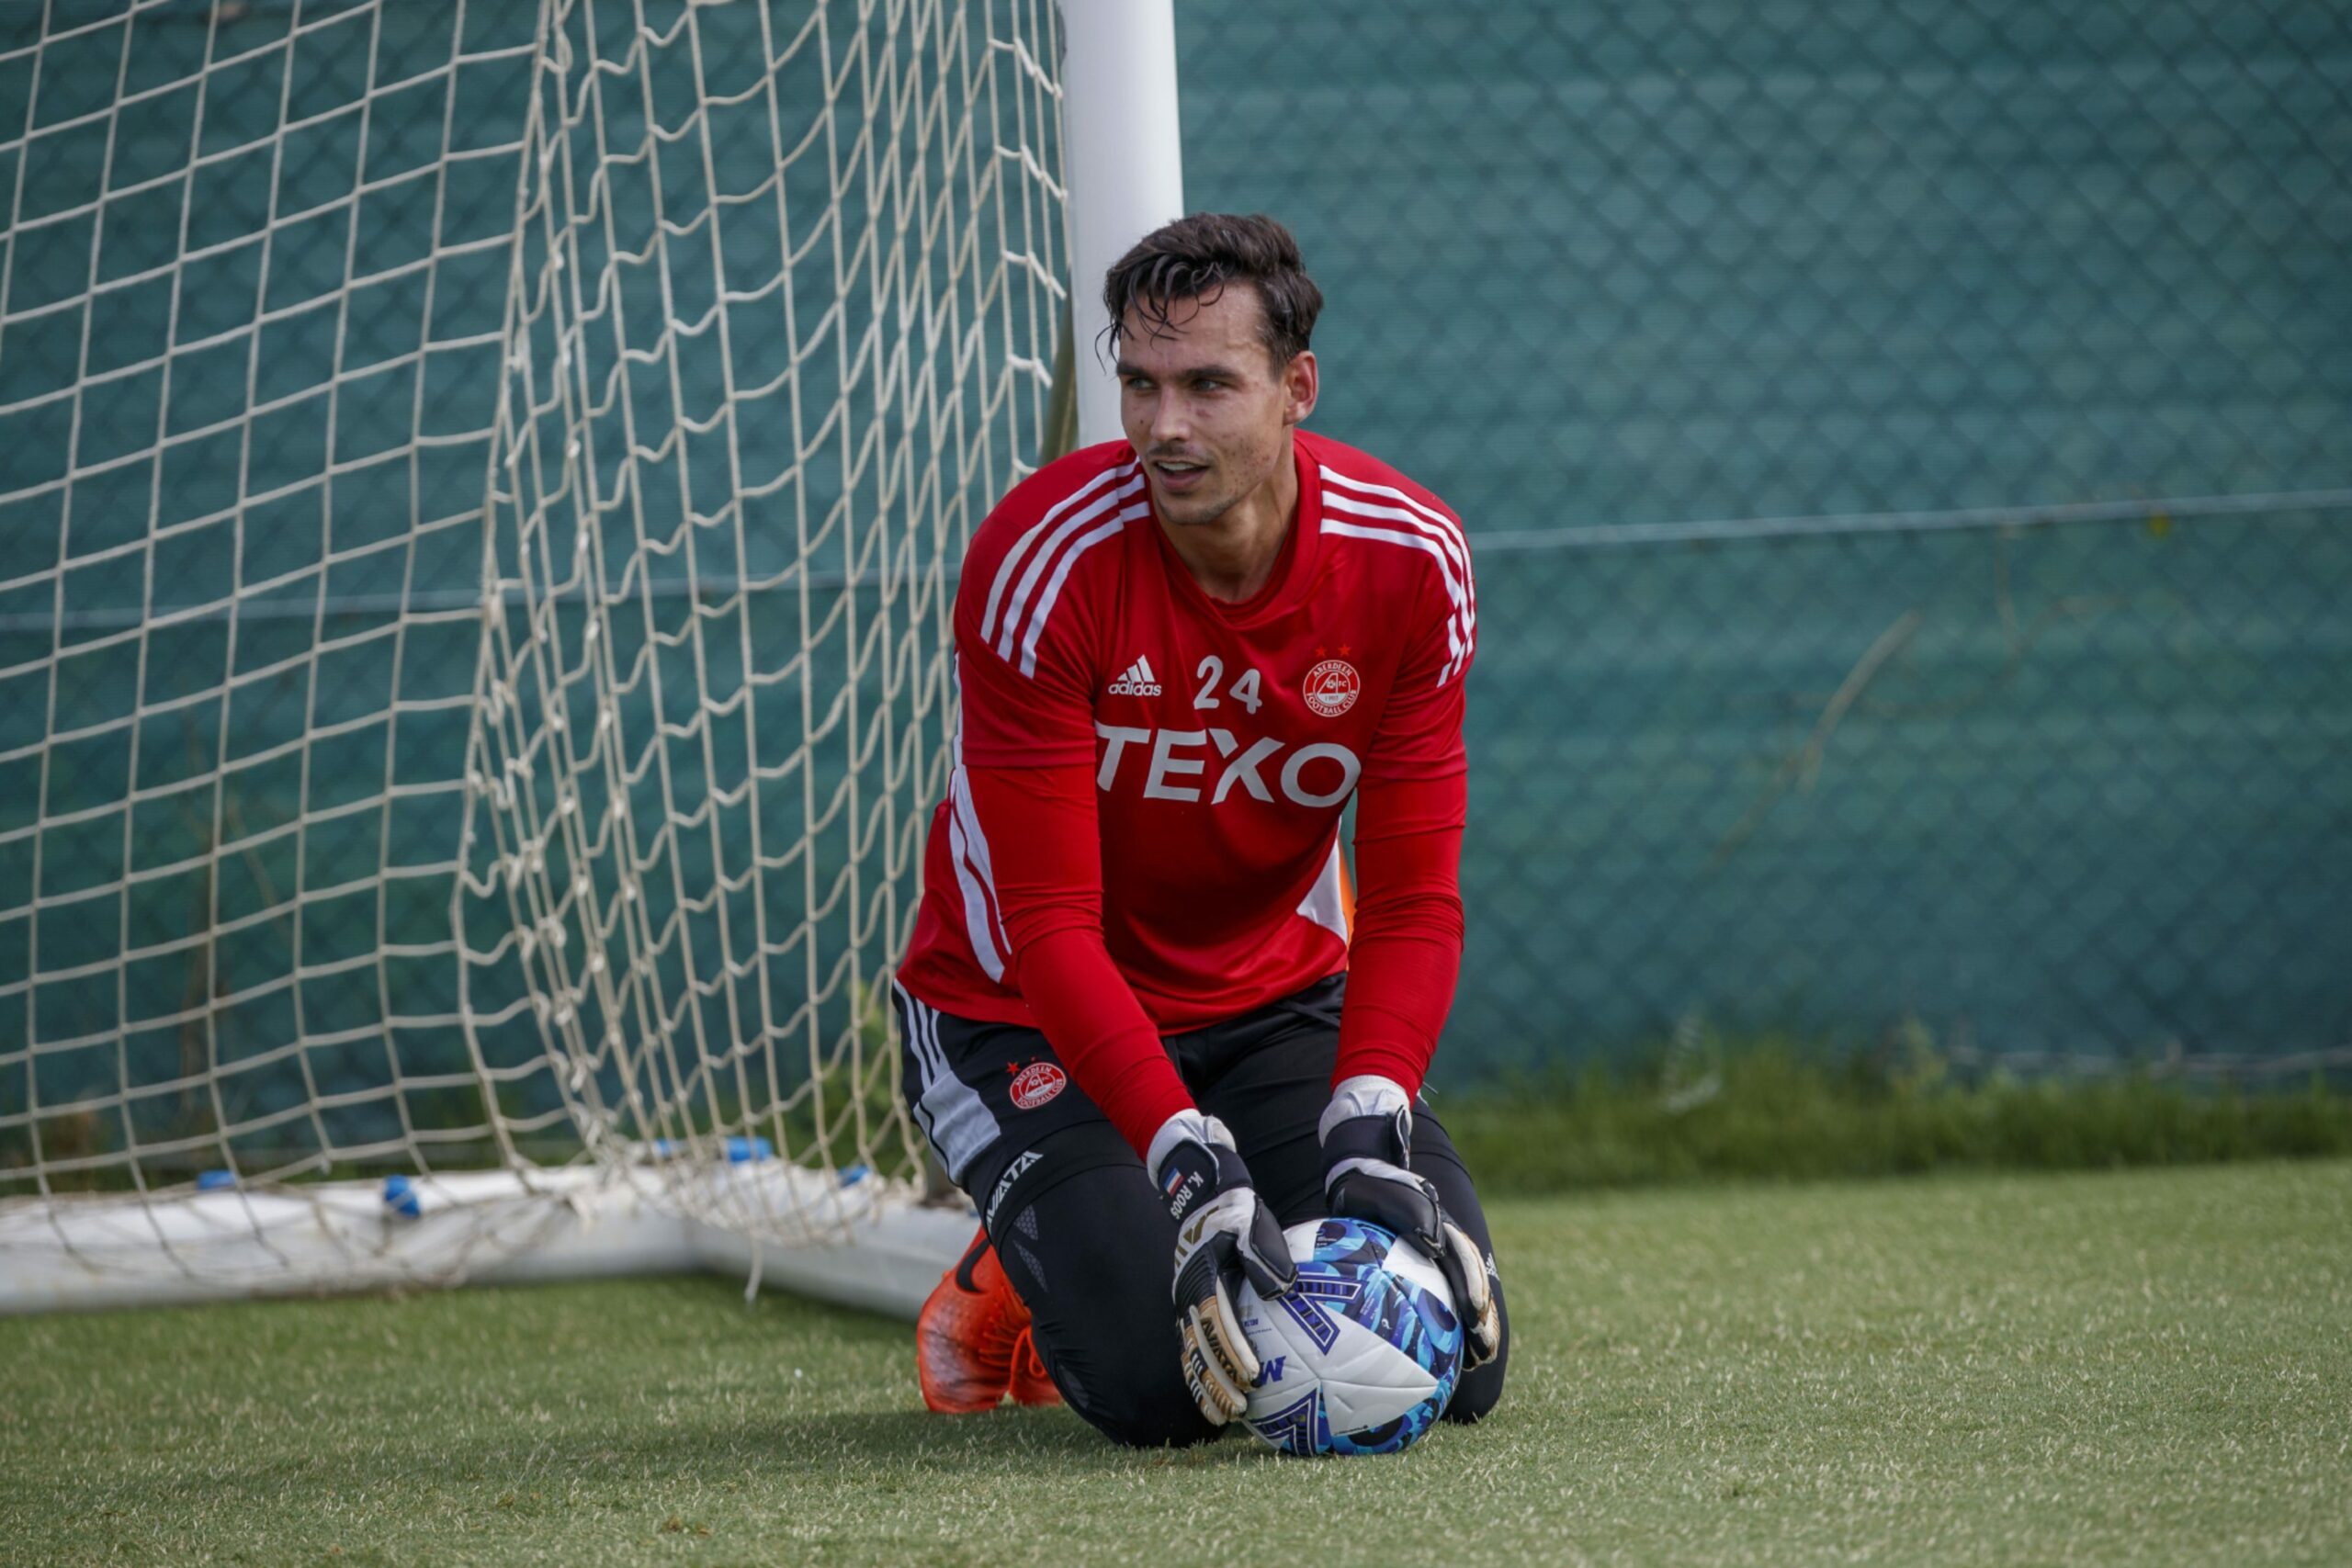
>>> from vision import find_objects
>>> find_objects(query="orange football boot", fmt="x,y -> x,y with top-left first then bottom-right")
915,1227 -> 1033,1413
1008,1326 -> 1062,1407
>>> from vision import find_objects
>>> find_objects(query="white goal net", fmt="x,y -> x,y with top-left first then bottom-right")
0,0 -> 1071,1311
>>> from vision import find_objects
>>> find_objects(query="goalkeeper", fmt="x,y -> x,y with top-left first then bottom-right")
891,213 -> 1506,1446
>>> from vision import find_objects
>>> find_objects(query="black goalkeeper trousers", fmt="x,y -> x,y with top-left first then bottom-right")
892,973 -> 1509,1449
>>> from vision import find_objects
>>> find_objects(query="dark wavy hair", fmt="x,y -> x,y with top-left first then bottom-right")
1101,212 -> 1324,368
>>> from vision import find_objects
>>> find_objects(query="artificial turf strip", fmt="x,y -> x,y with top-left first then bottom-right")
2,1162 -> 2345,1567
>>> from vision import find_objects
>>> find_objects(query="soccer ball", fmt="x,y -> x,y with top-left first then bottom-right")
1232,1216 -> 1464,1455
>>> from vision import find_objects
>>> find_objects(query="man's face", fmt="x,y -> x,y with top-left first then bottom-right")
1115,283 -> 1317,527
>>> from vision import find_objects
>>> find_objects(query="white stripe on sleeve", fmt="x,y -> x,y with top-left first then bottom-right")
1016,502 -> 1147,677
981,463 -> 1128,643
992,468 -> 1143,666
1320,517 -> 1472,684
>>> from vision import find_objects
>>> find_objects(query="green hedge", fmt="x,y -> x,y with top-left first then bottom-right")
1441,1041 -> 2352,1194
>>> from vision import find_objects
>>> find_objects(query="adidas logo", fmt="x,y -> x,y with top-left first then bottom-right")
1106,655 -> 1162,697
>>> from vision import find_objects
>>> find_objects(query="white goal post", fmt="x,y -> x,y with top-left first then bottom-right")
0,0 -> 1179,1317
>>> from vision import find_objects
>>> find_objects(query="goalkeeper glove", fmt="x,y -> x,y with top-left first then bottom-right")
1320,1075 -> 1502,1369
1148,1109 -> 1298,1426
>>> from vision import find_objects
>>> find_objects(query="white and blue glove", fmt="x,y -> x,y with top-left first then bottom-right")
1320,1075 -> 1502,1369
1148,1110 -> 1299,1425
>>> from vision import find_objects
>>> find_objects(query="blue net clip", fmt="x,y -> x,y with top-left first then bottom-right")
381,1174 -> 421,1219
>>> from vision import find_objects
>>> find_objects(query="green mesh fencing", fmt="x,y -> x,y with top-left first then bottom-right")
1174,0 -> 2352,1079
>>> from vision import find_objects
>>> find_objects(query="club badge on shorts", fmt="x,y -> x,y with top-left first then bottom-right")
1009,1061 -> 1067,1111
1303,658 -> 1361,717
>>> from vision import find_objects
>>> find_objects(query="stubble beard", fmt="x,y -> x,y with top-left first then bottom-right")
1155,478 -> 1237,528
1151,444 -> 1275,529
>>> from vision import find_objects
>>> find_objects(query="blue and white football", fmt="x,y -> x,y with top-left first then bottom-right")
1232,1215 -> 1463,1456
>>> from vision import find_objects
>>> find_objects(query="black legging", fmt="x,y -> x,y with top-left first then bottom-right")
978,983 -> 1509,1449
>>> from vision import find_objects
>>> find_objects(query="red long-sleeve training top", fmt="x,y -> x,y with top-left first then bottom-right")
896,430 -> 1476,1156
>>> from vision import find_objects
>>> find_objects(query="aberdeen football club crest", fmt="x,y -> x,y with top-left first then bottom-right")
1303,658 -> 1361,717
1009,1061 -> 1067,1111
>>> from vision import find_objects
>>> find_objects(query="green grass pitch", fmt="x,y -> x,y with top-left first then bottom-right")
4,1161 -> 2346,1566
